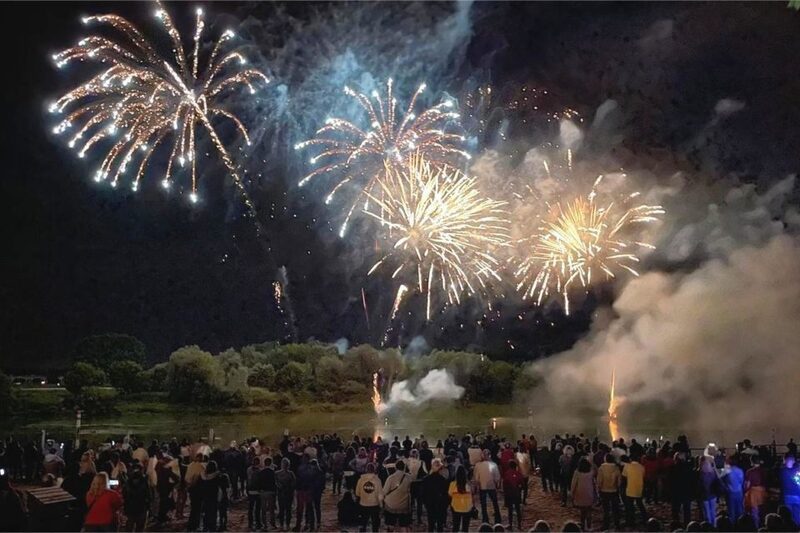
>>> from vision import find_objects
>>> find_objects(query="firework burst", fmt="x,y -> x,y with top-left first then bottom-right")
514,176 -> 664,314
295,79 -> 470,236
49,2 -> 269,208
365,153 -> 509,321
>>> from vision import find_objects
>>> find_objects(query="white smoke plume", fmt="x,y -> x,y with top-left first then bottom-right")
378,369 -> 464,412
522,175 -> 800,434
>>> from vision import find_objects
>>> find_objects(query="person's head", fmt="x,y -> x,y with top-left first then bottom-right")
263,457 -> 272,468
493,524 -> 506,532
715,516 -> 733,531
431,458 -> 443,473
698,521 -> 712,532
206,461 -> 218,475
194,453 -> 204,463
89,472 -> 110,496
410,449 -> 419,459
281,457 -> 290,471
777,505 -> 796,526
685,521 -> 701,532
477,524 -> 493,533
252,456 -> 261,467
578,457 -> 592,473
531,520 -> 551,532
508,460 -> 518,470
455,465 -> 468,492
735,514 -> 756,532
645,518 -> 663,532
365,462 -> 376,474
764,513 -> 783,531
562,521 -> 582,532
395,460 -> 405,472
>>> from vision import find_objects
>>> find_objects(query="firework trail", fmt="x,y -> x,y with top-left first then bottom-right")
277,266 -> 299,342
295,79 -> 470,236
361,287 -> 371,331
366,154 -> 509,322
513,176 -> 664,315
382,284 -> 409,347
50,1 -> 268,213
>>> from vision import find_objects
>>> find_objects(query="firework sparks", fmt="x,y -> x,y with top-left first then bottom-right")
295,79 -> 470,236
367,154 -> 509,321
382,284 -> 409,346
361,287 -> 371,330
514,177 -> 664,314
608,367 -> 620,441
50,2 -> 268,208
371,371 -> 384,414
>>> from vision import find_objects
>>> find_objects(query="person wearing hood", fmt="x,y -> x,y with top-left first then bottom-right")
559,444 -> 575,506
421,458 -> 449,532
356,462 -> 384,532
199,460 -> 229,532
122,463 -> 150,532
276,457 -> 297,531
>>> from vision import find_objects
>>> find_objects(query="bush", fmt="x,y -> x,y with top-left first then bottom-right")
108,360 -> 144,394
0,370 -> 12,417
165,346 -> 225,404
64,362 -> 108,394
248,363 -> 276,389
72,333 -> 147,370
64,386 -> 118,416
274,361 -> 310,391
140,362 -> 168,392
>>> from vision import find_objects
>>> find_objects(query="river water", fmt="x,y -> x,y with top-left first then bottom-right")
8,402 -> 794,450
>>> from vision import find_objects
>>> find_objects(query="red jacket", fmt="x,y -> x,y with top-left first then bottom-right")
85,489 -> 123,526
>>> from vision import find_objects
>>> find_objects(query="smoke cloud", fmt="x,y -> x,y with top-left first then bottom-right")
522,174 -> 800,434
379,369 -> 464,412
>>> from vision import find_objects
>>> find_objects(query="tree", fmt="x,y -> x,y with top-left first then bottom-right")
0,370 -> 12,417
165,346 -> 224,404
248,363 -> 276,389
216,349 -> 248,394
274,361 -> 310,392
72,333 -> 147,370
64,362 -> 108,394
486,361 -> 516,402
107,360 -> 144,394
141,362 -> 168,392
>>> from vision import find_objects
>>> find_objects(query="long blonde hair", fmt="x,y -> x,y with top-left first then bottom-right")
88,472 -> 109,497
79,452 -> 96,475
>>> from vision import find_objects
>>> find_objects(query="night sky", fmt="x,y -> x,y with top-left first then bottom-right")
1,2 -> 799,371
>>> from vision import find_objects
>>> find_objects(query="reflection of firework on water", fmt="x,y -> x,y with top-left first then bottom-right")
513,176 -> 664,315
50,1 -> 268,207
295,79 -> 469,236
365,154 -> 509,322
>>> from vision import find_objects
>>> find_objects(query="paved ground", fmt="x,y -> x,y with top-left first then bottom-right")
152,477 -> 698,532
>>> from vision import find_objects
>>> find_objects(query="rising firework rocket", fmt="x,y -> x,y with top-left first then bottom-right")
296,79 -> 469,236
382,285 -> 408,347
